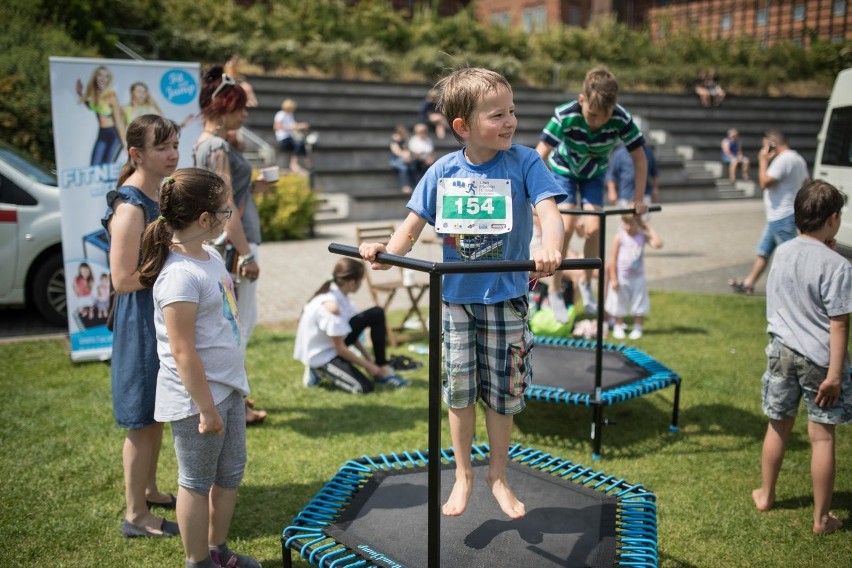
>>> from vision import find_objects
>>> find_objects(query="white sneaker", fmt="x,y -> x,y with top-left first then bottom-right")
578,280 -> 598,314
548,292 -> 570,323
628,328 -> 643,340
612,324 -> 626,340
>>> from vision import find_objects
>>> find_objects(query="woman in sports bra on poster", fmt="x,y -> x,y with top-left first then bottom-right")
76,65 -> 126,165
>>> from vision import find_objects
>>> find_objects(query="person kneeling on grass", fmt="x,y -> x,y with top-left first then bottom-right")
293,258 -> 409,394
751,180 -> 851,535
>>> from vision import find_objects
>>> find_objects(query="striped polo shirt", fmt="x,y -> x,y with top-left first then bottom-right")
540,100 -> 644,180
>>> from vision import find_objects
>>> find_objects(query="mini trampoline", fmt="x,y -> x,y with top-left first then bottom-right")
532,206 -> 680,460
282,444 -> 658,568
527,336 -> 681,459
281,243 -> 659,568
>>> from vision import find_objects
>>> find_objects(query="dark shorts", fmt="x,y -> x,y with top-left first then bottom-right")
553,173 -> 605,208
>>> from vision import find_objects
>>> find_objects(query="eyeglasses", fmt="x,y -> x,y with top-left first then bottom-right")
211,208 -> 233,219
210,74 -> 237,100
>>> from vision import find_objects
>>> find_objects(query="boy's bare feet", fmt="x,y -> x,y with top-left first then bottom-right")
442,472 -> 474,516
814,512 -> 843,535
488,472 -> 525,519
751,488 -> 774,511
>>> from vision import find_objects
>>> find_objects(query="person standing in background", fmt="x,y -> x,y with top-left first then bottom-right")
194,65 -> 271,425
729,130 -> 808,295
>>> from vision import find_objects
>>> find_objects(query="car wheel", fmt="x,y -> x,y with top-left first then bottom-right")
32,253 -> 67,326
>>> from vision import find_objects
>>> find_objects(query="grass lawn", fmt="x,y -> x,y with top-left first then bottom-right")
1,291 -> 850,567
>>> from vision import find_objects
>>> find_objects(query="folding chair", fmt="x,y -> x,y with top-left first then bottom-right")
354,224 -> 430,347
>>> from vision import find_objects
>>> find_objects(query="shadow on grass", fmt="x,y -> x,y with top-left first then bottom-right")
773,491 -> 852,516
516,395 -> 680,459
658,550 -> 702,567
679,403 -> 809,452
229,480 -> 328,566
275,402 -> 421,436
640,324 -> 709,336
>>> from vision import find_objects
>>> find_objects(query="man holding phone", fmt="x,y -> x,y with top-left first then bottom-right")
730,130 -> 809,295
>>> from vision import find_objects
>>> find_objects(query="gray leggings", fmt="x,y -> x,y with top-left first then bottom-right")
171,390 -> 247,494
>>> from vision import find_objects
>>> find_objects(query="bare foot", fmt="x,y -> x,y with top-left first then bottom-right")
814,512 -> 843,535
752,488 -> 774,512
442,473 -> 473,516
488,473 -> 525,519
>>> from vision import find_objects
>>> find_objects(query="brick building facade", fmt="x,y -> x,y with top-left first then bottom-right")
470,0 -> 851,44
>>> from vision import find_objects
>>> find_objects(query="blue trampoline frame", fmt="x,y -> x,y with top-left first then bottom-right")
526,336 -> 681,458
282,443 -> 658,568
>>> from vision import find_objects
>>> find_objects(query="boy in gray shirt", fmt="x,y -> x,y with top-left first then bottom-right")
752,180 -> 851,535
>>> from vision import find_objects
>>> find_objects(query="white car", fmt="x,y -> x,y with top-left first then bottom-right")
0,142 -> 65,325
813,67 -> 852,258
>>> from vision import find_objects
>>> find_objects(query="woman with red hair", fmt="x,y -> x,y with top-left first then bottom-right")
193,65 -> 270,425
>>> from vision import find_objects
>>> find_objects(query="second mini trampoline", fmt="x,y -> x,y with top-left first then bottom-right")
527,336 -> 681,458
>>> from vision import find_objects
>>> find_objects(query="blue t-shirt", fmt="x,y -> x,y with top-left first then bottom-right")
605,144 -> 658,201
407,144 -> 566,304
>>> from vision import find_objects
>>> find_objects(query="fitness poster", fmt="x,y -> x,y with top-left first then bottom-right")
49,57 -> 201,362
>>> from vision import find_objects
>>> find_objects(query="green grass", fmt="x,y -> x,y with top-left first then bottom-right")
1,291 -> 851,567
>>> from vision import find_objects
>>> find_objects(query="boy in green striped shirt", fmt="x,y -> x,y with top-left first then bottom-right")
536,66 -> 648,318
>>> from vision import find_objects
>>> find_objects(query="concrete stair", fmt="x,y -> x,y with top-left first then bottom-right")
246,76 -> 826,222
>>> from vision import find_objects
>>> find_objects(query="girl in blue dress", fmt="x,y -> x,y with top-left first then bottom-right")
102,114 -> 182,538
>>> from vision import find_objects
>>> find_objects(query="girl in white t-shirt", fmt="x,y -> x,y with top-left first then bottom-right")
293,258 -> 410,393
138,168 -> 260,568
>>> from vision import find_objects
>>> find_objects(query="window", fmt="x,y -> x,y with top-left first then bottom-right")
756,9 -> 767,26
793,4 -> 806,21
490,12 -> 511,27
522,7 -> 547,33
568,6 -> 581,26
721,13 -> 732,31
821,106 -> 852,167
834,1 -> 846,16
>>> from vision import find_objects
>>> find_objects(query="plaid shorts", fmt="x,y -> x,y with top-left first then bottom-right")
441,297 -> 533,415
761,336 -> 852,424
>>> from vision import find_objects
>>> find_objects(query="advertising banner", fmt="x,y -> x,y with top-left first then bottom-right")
48,57 -> 201,362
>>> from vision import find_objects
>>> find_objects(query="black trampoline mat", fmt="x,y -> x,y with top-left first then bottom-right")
326,459 -> 617,568
531,344 -> 649,394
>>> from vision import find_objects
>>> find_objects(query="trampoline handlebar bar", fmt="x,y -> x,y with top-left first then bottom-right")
560,204 -> 662,217
328,243 -> 602,274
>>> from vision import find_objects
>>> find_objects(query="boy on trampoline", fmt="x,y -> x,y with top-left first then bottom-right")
536,66 -> 648,319
751,180 -> 851,535
359,67 -> 566,519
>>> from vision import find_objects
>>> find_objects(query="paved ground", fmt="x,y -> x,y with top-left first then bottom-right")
255,198 -> 766,324
0,198 -> 766,340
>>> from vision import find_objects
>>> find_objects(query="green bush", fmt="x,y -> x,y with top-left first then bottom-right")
255,174 -> 316,242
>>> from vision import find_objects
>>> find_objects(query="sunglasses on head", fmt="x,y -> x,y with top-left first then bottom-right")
211,74 -> 238,100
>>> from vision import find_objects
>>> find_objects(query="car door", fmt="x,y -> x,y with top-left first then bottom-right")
0,171 -> 31,297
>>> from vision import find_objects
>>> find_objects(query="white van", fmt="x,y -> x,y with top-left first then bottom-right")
813,67 -> 852,258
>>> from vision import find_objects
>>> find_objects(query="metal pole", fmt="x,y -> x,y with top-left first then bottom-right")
593,212 -> 607,460
427,271 -> 442,568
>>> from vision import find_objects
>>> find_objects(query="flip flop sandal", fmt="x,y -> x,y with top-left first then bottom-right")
146,493 -> 177,510
728,279 -> 754,295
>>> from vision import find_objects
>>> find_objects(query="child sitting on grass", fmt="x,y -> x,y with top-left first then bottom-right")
751,179 -> 851,535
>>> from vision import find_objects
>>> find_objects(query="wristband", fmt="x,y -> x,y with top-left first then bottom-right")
239,253 -> 256,267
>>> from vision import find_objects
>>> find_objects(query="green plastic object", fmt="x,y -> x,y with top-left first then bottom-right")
529,306 -> 576,338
